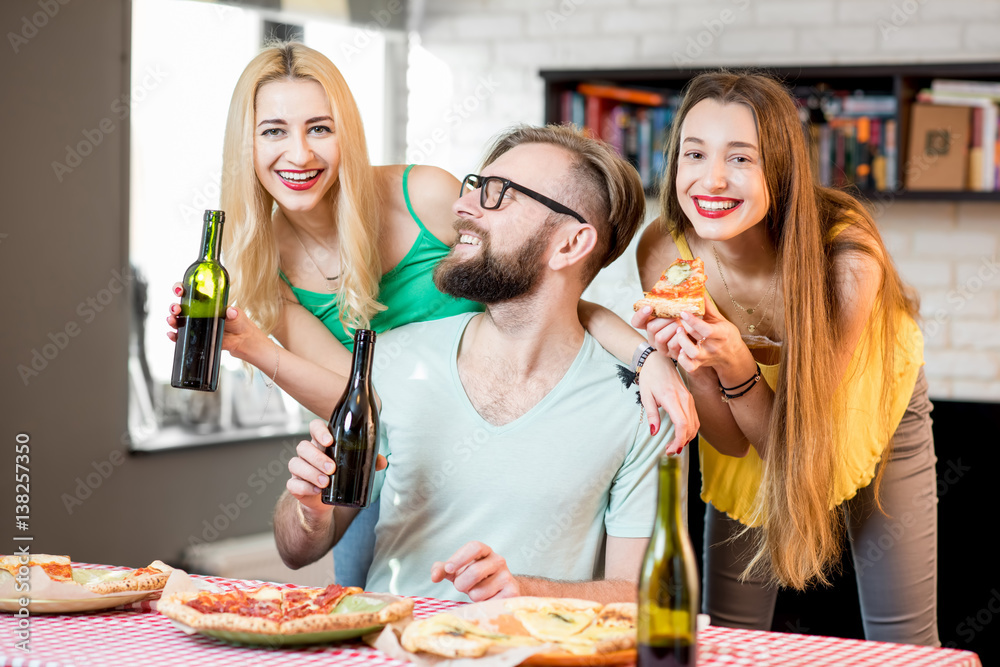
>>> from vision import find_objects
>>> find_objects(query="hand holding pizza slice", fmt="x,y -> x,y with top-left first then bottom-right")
633,257 -> 706,319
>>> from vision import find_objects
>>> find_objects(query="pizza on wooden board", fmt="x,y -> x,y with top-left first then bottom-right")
158,583 -> 414,635
400,597 -> 637,661
0,555 -> 171,594
633,257 -> 707,318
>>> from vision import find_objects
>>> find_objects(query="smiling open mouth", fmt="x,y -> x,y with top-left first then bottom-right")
459,234 -> 481,246
277,170 -> 322,190
693,197 -> 743,217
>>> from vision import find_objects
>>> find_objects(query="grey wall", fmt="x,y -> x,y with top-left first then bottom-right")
1,0 -> 293,567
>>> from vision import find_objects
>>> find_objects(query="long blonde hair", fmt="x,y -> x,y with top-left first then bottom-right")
659,71 -> 919,589
221,42 -> 382,336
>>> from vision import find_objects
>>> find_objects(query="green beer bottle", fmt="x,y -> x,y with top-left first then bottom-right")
170,210 -> 230,391
638,454 -> 699,667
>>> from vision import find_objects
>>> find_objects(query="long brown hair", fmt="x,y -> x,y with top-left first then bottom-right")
221,42 -> 382,337
659,70 -> 919,589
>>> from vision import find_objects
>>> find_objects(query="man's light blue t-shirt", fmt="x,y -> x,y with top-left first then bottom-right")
363,312 -> 669,601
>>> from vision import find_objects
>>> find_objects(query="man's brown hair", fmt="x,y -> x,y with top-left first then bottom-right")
480,124 -> 646,284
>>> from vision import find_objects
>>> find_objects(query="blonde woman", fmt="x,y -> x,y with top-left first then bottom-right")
633,71 -> 937,645
168,43 -> 697,587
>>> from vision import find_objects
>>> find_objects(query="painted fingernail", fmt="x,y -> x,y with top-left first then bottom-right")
650,424 -> 658,436
174,286 -> 183,296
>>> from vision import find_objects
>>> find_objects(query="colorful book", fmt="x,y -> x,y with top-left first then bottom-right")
576,83 -> 667,107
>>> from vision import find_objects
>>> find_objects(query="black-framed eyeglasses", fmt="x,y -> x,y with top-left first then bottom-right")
460,174 -> 589,227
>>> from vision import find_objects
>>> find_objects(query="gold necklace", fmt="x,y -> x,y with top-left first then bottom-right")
287,222 -> 339,293
712,244 -> 779,334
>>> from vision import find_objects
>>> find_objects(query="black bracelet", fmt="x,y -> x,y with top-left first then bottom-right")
633,345 -> 656,384
719,364 -> 761,392
718,364 -> 762,402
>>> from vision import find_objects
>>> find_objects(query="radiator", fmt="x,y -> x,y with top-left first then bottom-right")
183,531 -> 335,588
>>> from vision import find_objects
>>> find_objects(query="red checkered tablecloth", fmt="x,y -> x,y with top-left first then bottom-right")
0,564 -> 983,667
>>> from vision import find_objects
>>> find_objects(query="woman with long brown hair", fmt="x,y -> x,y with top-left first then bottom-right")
168,43 -> 698,588
633,70 -> 938,645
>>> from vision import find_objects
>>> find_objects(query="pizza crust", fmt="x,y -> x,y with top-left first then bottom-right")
400,598 -> 637,660
401,614 -> 496,658
633,295 -> 705,318
85,561 -> 172,595
158,586 -> 414,637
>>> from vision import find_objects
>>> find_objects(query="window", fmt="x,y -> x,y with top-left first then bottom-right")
128,0 -> 395,451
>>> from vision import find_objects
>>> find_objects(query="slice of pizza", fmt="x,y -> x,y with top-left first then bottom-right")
634,257 -> 706,318
400,613 -> 502,658
84,561 -> 172,595
159,583 -> 413,637
504,597 -> 603,643
159,586 -> 285,634
0,554 -> 74,582
0,555 -> 171,596
560,602 -> 638,654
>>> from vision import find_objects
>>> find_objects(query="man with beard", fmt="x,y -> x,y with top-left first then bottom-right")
273,125 -> 670,603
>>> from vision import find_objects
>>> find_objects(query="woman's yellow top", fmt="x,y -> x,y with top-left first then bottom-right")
673,228 -> 924,526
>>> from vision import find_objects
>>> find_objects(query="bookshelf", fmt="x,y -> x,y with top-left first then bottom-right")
540,62 -> 1000,201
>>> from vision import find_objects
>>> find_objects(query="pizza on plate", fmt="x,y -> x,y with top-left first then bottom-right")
0,554 -> 171,594
158,583 -> 413,636
633,257 -> 706,318
401,597 -> 637,661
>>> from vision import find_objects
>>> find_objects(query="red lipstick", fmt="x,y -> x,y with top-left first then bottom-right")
278,169 -> 322,191
693,195 -> 743,219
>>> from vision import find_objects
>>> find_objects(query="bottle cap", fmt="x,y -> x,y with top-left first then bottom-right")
204,210 -> 226,223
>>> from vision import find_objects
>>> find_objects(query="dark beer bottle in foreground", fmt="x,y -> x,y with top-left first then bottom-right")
171,210 -> 230,392
322,329 -> 380,507
638,454 -> 699,667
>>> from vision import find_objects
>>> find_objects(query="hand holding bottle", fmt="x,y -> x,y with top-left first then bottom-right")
287,418 -> 387,514
171,210 -> 230,391
167,295 -> 266,362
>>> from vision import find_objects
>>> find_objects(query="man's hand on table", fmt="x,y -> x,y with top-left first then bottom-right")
430,541 -> 523,602
287,418 -> 387,515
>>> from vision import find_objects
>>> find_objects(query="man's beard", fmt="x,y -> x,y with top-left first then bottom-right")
434,227 -> 549,304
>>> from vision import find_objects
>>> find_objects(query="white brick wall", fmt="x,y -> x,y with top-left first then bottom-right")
412,0 -> 1000,401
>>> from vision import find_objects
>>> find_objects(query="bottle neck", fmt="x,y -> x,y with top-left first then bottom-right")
200,218 -> 224,261
655,455 -> 685,536
348,332 -> 376,389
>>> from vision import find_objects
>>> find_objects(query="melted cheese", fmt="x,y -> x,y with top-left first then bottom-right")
511,607 -> 598,642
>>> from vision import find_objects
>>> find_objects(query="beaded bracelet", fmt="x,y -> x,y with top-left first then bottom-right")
719,364 -> 762,403
632,345 -> 656,385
